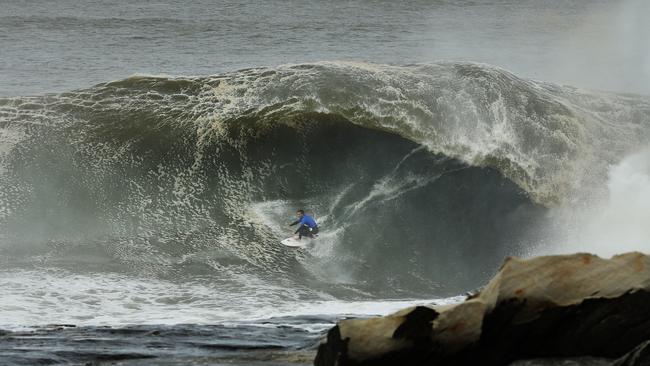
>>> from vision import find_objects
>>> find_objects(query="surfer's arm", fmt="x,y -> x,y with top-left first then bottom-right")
291,218 -> 306,233
289,220 -> 300,226
294,223 -> 306,234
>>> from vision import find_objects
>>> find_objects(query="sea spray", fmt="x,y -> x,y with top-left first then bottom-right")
543,149 -> 650,256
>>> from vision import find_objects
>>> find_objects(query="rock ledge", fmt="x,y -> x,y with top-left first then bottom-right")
315,252 -> 650,366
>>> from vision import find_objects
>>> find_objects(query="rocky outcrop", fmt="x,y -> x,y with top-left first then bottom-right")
315,252 -> 650,366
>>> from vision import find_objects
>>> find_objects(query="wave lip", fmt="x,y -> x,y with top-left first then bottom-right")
65,61 -> 650,205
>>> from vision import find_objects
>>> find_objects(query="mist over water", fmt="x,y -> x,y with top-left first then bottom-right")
541,149 -> 650,257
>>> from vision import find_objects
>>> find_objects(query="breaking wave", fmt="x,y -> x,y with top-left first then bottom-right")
0,61 -> 649,297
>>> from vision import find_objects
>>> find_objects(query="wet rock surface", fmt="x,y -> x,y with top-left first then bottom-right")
315,252 -> 650,366
613,340 -> 650,366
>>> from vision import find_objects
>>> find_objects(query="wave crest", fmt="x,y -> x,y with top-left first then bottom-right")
66,61 -> 650,204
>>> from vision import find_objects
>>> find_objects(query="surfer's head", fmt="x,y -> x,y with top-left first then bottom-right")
296,209 -> 305,218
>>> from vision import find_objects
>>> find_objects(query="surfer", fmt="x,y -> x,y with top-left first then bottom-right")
289,210 -> 319,239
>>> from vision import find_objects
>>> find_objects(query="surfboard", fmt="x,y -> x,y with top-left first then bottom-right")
281,236 -> 310,248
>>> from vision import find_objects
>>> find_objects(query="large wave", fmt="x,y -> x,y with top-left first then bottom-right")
0,61 -> 649,296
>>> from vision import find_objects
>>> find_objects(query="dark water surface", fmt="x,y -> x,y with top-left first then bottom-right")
0,320 -> 324,365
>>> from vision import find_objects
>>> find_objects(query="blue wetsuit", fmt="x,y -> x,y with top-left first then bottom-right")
297,215 -> 317,229
290,214 -> 319,238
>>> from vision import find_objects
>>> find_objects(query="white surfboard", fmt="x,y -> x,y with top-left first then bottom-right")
280,236 -> 311,248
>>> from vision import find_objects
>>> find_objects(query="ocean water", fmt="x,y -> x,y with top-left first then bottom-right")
1,1 -> 649,365
2,0 -> 649,97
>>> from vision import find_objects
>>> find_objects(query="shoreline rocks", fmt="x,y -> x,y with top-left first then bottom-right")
315,252 -> 650,366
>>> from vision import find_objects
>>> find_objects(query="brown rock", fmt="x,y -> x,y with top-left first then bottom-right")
315,252 -> 650,366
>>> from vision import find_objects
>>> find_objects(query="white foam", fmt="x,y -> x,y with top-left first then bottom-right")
0,268 -> 461,330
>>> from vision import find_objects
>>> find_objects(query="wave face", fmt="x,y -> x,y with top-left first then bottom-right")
0,62 -> 649,298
